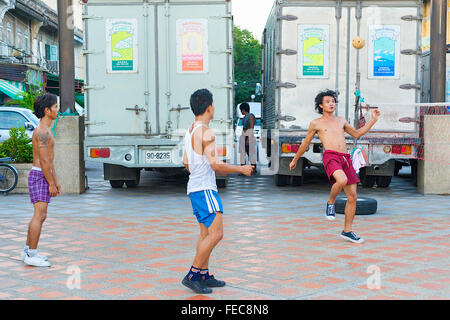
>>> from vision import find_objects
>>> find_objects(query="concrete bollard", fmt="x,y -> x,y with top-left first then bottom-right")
417,115 -> 450,195
53,115 -> 86,194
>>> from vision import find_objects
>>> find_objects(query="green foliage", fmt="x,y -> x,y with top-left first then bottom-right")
0,127 -> 33,163
5,72 -> 44,111
234,26 -> 262,110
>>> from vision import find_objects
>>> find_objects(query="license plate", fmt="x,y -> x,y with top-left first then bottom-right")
145,150 -> 172,163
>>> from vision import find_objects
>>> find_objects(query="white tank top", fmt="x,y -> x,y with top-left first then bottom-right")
185,124 -> 217,195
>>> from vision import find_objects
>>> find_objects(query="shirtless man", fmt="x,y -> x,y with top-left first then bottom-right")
22,94 -> 60,267
181,89 -> 253,294
239,102 -> 257,173
289,90 -> 380,243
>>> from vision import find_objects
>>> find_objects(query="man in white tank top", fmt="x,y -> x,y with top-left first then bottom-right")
181,89 -> 253,294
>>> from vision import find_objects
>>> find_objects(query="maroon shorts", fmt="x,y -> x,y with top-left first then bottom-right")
323,150 -> 360,185
28,169 -> 51,204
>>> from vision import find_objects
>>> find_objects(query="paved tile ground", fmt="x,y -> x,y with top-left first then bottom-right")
0,162 -> 449,300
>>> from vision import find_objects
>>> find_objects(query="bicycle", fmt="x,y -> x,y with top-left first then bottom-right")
0,157 -> 18,195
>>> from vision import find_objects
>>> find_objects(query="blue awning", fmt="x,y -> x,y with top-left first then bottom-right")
0,79 -> 23,99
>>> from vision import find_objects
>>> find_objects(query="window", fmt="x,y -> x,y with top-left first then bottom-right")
17,27 -> 22,49
22,110 -> 39,126
0,111 -> 28,130
45,43 -> 50,60
6,22 -> 12,45
24,30 -> 29,53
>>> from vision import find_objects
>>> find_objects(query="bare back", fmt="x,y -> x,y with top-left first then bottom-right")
313,116 -> 348,153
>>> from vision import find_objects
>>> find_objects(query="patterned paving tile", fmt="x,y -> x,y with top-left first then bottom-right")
0,163 -> 448,300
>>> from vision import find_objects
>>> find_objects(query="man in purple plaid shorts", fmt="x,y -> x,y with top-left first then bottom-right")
21,94 -> 61,267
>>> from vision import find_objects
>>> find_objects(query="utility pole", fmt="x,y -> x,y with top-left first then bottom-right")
430,0 -> 447,102
57,0 -> 75,113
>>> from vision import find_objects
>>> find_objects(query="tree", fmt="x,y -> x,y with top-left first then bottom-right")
234,26 -> 262,112
5,71 -> 44,111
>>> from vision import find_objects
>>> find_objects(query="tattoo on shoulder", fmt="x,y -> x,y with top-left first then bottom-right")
38,131 -> 49,146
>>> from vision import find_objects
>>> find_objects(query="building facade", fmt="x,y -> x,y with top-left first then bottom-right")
0,0 -> 84,105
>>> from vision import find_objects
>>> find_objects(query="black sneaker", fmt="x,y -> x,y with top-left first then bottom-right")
182,275 -> 213,294
340,230 -> 364,244
202,275 -> 226,288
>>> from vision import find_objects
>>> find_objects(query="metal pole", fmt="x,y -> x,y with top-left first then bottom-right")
430,0 -> 447,102
57,0 -> 75,113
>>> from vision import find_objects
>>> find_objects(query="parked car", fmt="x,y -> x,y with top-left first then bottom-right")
0,106 -> 39,142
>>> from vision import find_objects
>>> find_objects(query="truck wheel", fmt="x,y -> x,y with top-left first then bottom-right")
359,167 -> 375,188
125,170 -> 141,188
335,197 -> 377,215
216,179 -> 227,188
274,174 -> 288,186
110,180 -> 124,188
376,176 -> 392,188
125,180 -> 139,188
292,175 -> 304,186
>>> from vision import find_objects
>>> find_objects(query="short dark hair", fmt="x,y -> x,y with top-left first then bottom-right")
239,102 -> 250,113
314,89 -> 338,114
33,93 -> 58,119
190,89 -> 213,116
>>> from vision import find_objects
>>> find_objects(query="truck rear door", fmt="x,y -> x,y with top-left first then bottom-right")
157,0 -> 232,137
278,1 -> 420,133
352,3 -> 419,133
85,1 -> 157,137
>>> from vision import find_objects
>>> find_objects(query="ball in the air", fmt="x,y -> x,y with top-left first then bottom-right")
352,37 -> 365,49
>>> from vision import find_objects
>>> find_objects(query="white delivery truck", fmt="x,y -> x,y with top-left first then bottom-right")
261,0 -> 423,188
83,0 -> 234,188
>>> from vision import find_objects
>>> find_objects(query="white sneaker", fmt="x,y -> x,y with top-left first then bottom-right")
24,254 -> 51,267
21,251 -> 48,261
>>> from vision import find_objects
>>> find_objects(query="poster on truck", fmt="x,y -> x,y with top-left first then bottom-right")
297,25 -> 329,79
368,25 -> 400,79
176,19 -> 209,74
106,19 -> 138,73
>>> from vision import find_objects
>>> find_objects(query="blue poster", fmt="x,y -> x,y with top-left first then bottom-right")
373,37 -> 395,76
368,25 -> 400,79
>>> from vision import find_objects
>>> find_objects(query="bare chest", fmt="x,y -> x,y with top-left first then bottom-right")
317,121 -> 344,136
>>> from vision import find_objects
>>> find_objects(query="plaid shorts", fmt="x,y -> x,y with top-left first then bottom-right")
28,169 -> 51,204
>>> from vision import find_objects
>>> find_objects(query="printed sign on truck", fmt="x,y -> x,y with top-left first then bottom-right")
368,25 -> 400,79
176,19 -> 209,73
297,25 -> 330,79
106,19 -> 138,73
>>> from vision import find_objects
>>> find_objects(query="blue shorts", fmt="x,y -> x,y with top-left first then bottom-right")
189,190 -> 223,228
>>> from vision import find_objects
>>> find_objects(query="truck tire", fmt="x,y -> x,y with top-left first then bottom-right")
216,179 -> 227,188
125,170 -> 141,188
275,174 -> 288,186
376,176 -> 392,188
292,175 -> 304,186
110,180 -> 124,188
335,197 -> 377,215
359,167 -> 375,188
